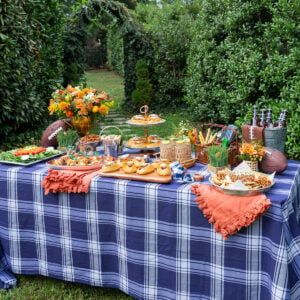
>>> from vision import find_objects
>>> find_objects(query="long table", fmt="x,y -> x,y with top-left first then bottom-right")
0,161 -> 299,299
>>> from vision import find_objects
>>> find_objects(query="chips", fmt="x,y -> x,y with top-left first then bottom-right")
212,169 -> 272,190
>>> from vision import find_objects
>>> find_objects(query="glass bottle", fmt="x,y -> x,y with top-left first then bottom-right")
259,109 -> 266,127
266,108 -> 273,128
252,105 -> 259,127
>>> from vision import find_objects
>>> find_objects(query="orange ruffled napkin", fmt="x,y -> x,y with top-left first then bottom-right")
42,169 -> 99,195
191,184 -> 271,239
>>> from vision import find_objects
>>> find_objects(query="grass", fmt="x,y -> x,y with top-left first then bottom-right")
1,69 -> 188,300
0,276 -> 131,300
85,69 -> 124,111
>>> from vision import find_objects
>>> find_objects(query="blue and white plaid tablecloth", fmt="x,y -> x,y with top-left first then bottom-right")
0,160 -> 299,299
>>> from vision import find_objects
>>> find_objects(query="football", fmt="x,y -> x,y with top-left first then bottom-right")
259,147 -> 287,174
242,125 -> 264,143
40,119 -> 71,147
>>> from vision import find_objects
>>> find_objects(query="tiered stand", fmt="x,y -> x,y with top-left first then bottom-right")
125,105 -> 165,154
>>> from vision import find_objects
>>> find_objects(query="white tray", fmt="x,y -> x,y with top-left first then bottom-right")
0,152 -> 64,167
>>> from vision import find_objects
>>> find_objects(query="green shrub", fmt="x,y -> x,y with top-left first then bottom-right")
107,26 -> 124,75
135,1 -> 196,109
185,0 -> 300,158
0,0 -> 65,142
132,59 -> 153,107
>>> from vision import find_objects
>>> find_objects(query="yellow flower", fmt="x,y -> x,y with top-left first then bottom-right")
92,106 -> 99,113
48,103 -> 58,114
106,100 -> 114,108
58,101 -> 70,111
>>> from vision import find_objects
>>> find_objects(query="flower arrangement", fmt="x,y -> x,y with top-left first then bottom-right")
239,142 -> 265,162
48,85 -> 114,119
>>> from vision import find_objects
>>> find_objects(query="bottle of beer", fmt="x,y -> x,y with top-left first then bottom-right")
259,109 -> 266,127
277,109 -> 287,128
252,105 -> 259,126
266,108 -> 273,128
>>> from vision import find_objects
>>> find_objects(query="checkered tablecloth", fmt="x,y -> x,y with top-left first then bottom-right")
0,160 -> 299,299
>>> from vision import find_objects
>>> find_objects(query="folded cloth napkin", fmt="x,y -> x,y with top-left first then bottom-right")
42,169 -> 99,195
191,184 -> 271,239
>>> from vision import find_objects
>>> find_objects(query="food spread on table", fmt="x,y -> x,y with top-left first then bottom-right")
98,156 -> 172,183
0,146 -> 62,166
125,105 -> 165,151
1,101 -> 289,194
212,169 -> 273,190
48,154 -> 103,167
79,134 -> 101,144
126,135 -> 161,149
128,113 -> 164,125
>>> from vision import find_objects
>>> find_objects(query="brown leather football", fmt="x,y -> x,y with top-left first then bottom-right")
242,125 -> 264,143
259,147 -> 287,174
40,119 -> 71,147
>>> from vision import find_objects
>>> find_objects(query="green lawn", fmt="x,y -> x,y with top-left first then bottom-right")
0,276 -> 131,300
85,69 -> 124,110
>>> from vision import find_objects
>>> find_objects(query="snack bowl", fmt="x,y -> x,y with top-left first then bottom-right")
209,175 -> 275,196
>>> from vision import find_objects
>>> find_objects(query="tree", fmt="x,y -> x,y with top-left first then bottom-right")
132,59 -> 153,107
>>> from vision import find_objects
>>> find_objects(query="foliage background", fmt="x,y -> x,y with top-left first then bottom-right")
0,0 -> 299,158
134,1 -> 197,109
0,0 -> 65,145
184,0 -> 300,158
107,25 -> 125,76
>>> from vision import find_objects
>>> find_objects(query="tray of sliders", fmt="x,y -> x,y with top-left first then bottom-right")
47,153 -> 105,171
209,168 -> 275,196
125,135 -> 161,150
98,156 -> 172,183
126,114 -> 165,126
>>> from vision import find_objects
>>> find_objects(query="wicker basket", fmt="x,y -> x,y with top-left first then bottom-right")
160,141 -> 176,161
195,124 -> 240,166
243,160 -> 258,172
175,141 -> 192,163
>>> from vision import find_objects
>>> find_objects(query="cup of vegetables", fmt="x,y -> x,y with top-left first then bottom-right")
207,145 -> 229,173
57,130 -> 79,151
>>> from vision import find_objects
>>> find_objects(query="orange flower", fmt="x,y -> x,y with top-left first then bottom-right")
99,104 -> 109,115
66,85 -> 75,93
97,92 -> 108,101
66,110 -> 73,118
79,107 -> 88,116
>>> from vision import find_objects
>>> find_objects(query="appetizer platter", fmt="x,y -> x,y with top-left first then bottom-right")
0,146 -> 64,166
78,134 -> 102,152
125,105 -> 165,152
47,153 -> 104,171
126,114 -> 165,126
210,169 -> 274,196
125,135 -> 161,149
98,156 -> 172,183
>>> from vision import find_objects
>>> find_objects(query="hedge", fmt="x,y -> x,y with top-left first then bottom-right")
135,1 -> 196,109
185,0 -> 300,159
107,26 -> 124,76
0,0 -> 65,144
